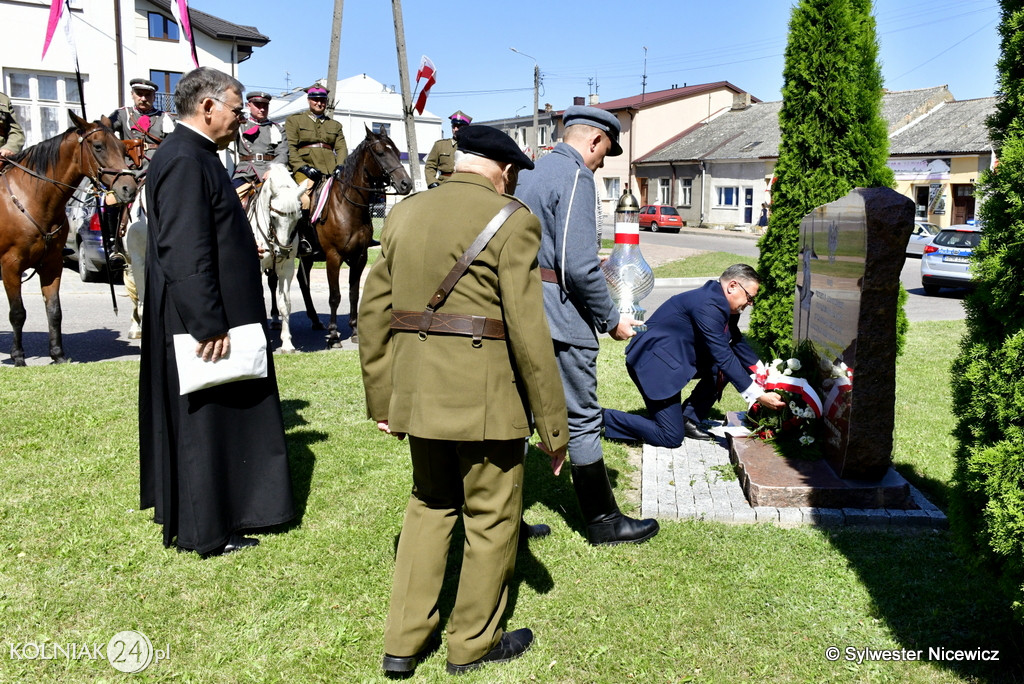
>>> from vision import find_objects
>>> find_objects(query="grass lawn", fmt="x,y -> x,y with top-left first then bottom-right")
652,251 -> 753,279
1,321 -> 1021,682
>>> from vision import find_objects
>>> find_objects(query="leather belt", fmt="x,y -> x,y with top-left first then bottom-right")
298,142 -> 331,150
145,143 -> 159,150
540,268 -> 558,283
439,172 -> 453,177
239,153 -> 268,161
390,310 -> 505,342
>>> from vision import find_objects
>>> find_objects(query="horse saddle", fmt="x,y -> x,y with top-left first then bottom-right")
236,181 -> 260,212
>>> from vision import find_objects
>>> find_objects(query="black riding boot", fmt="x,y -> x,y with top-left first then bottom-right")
571,459 -> 659,546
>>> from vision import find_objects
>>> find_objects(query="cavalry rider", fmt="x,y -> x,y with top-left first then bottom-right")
285,84 -> 347,186
108,78 -> 175,169
232,90 -> 287,191
0,91 -> 26,161
285,84 -> 348,256
424,110 -> 471,188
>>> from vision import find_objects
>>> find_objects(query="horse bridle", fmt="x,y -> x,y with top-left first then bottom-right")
249,183 -> 301,262
335,139 -> 407,207
1,125 -> 137,247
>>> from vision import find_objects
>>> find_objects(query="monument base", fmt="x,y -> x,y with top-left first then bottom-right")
726,413 -> 913,510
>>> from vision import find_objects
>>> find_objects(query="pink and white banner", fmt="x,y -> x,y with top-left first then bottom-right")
170,0 -> 200,69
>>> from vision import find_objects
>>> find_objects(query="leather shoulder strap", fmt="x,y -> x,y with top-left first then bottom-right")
419,199 -> 522,333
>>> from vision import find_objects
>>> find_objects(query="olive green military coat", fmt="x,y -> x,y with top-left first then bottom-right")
424,137 -> 456,182
360,173 -> 568,449
284,112 -> 348,176
0,93 -> 26,155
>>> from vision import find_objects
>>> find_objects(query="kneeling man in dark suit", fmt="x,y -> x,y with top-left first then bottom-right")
604,264 -> 785,447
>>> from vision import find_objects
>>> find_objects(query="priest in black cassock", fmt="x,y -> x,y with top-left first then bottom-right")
139,67 -> 295,557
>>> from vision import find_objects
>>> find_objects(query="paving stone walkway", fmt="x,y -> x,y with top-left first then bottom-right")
639,429 -> 948,530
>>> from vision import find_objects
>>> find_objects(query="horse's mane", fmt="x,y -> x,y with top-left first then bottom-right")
7,120 -> 111,176
336,137 -> 370,186
7,127 -> 71,176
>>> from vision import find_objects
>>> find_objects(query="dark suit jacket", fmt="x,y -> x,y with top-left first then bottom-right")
625,280 -> 759,401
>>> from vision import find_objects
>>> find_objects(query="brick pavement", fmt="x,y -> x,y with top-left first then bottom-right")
639,430 -> 948,530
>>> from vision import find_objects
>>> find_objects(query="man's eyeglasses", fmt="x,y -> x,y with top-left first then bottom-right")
211,97 -> 245,119
735,281 -> 755,306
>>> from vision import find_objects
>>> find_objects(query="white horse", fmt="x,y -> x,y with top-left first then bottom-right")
247,163 -> 305,352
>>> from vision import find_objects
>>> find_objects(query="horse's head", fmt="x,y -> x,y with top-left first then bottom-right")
361,126 -> 413,196
70,110 -> 138,204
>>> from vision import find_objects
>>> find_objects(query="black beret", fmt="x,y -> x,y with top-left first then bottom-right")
129,78 -> 158,92
455,125 -> 534,170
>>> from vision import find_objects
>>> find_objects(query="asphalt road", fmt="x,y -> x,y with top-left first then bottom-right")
1,229 -> 968,367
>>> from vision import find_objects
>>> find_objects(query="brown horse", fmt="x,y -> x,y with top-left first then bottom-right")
0,111 -> 137,366
295,127 -> 412,347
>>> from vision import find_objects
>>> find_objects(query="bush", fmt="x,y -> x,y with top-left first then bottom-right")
950,0 -> 1024,623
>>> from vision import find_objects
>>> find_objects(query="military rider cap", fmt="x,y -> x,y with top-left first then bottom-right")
449,110 -> 472,126
561,104 -> 623,157
305,85 -> 329,98
130,78 -> 158,92
455,124 -> 534,170
246,91 -> 272,104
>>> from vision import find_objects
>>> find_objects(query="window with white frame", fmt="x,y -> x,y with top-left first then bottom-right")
679,178 -> 692,206
5,71 -> 84,146
604,177 -> 621,200
715,186 -> 740,207
658,178 -> 671,205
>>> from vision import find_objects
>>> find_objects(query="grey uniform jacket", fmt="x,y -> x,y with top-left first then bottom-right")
515,142 -> 618,349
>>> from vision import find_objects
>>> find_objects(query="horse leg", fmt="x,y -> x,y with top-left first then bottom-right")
278,258 -> 296,353
346,250 -> 368,345
3,262 -> 28,367
37,248 -> 68,364
296,255 -> 324,330
325,252 -> 344,349
267,269 -> 281,329
124,218 -> 147,339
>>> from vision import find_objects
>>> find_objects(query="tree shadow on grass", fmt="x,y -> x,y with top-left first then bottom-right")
824,528 -> 1024,682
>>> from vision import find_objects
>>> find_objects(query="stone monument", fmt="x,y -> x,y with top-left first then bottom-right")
730,187 -> 916,508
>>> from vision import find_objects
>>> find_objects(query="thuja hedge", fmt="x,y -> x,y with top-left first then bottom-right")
949,0 -> 1024,623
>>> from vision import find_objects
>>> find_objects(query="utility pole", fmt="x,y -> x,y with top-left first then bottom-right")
114,0 -> 124,106
641,46 -> 648,103
392,0 -> 421,184
510,48 -> 539,158
326,0 -> 343,116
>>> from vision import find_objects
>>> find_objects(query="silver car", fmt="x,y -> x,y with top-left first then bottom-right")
906,221 -> 938,257
920,224 -> 981,295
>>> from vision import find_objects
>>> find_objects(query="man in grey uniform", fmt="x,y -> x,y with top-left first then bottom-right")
515,105 -> 659,546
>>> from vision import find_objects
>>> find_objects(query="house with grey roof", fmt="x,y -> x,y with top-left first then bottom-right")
634,85 -> 993,230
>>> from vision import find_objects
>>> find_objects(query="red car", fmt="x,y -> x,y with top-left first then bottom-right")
638,205 -> 684,232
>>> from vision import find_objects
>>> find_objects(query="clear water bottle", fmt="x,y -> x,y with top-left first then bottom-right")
601,190 -> 654,331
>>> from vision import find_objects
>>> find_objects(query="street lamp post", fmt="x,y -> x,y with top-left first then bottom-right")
510,47 -> 539,159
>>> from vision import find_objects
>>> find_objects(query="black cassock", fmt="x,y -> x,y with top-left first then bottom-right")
139,124 -> 295,554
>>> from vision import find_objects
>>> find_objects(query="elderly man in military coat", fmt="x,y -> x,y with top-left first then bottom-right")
285,84 -> 347,185
516,105 -> 659,547
0,91 -> 25,159
360,124 -> 569,677
232,90 -> 288,187
139,67 -> 295,557
424,110 -> 471,187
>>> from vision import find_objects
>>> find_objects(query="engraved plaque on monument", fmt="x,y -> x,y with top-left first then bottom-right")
794,187 -> 915,481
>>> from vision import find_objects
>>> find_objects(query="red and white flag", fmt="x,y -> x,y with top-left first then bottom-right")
170,0 -> 200,69
414,56 -> 436,115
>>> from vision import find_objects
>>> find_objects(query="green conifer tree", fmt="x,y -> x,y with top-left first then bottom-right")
751,0 -> 894,353
950,0 -> 1024,622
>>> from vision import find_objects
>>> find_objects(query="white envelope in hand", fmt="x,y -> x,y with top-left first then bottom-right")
172,322 -> 268,395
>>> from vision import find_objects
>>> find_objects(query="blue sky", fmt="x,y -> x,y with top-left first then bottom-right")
196,0 -> 1000,129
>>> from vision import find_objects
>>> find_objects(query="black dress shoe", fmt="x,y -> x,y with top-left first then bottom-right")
520,520 -> 551,540
447,628 -> 534,675
382,629 -> 441,678
683,419 -> 712,441
220,534 -> 260,554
